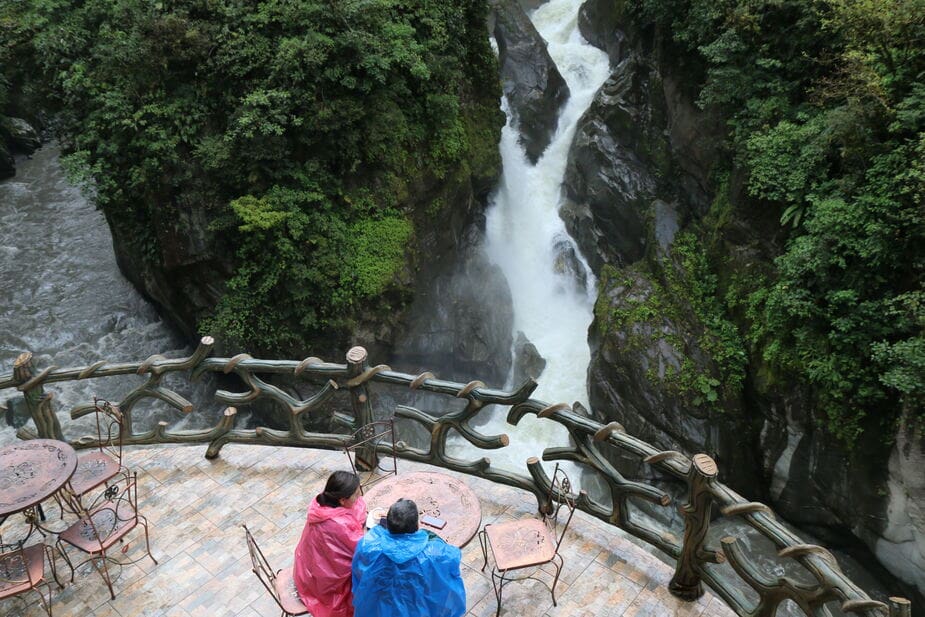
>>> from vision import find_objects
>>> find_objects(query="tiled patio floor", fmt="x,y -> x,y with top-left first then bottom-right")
1,444 -> 736,617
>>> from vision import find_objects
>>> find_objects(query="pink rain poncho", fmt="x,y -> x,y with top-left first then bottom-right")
293,494 -> 367,617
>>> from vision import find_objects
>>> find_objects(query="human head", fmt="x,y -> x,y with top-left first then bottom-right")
386,498 -> 419,534
317,471 -> 361,508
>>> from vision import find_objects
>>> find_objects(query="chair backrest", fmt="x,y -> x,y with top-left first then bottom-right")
0,541 -> 29,594
344,418 -> 398,494
91,397 -> 125,465
544,464 -> 579,555
66,469 -> 140,552
242,524 -> 284,610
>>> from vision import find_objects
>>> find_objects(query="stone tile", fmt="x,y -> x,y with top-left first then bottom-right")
93,602 -> 128,617
467,573 -> 561,617
545,561 -> 642,617
3,445 -> 743,617
249,472 -> 325,534
461,562 -> 494,613
108,551 -> 212,616
187,473 -> 281,530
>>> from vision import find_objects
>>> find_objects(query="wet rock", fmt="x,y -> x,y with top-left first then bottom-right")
573,11 -> 924,605
512,330 -> 546,385
561,64 -> 658,271
2,395 -> 30,429
577,0 -> 627,66
491,0 -> 569,163
551,233 -> 588,294
391,222 -> 513,386
587,265 -> 759,490
6,118 -> 41,155
0,141 -> 14,180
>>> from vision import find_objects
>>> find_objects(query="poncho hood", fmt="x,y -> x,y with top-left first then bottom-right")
307,496 -> 366,525
375,527 -> 429,563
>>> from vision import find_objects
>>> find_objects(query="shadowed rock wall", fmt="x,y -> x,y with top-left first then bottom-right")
569,0 -> 925,607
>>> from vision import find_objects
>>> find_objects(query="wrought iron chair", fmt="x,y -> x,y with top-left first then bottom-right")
0,539 -> 62,616
67,398 -> 127,511
343,418 -> 398,494
242,524 -> 308,617
55,470 -> 156,599
478,463 -> 579,616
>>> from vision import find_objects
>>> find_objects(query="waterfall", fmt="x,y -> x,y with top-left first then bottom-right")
455,0 -> 611,473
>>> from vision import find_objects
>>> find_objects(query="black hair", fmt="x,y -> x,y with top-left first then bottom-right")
386,498 -> 419,534
317,471 -> 360,508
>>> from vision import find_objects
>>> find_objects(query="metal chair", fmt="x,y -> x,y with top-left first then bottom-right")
242,524 -> 308,617
343,418 -> 398,494
55,470 -> 156,599
0,539 -> 62,616
478,463 -> 580,616
67,398 -> 126,510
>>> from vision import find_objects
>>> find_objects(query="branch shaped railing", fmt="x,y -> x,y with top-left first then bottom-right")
0,336 -> 911,617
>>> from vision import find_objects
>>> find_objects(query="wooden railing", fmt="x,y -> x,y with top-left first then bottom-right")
0,336 -> 912,617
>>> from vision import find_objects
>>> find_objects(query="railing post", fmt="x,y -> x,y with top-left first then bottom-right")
13,352 -> 63,441
669,453 -> 718,600
346,346 -> 377,470
890,596 -> 911,616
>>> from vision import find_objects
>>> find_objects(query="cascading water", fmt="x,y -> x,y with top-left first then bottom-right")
0,146 -> 200,444
457,0 -> 611,473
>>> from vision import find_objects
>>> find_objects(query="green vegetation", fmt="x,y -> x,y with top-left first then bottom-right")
1,0 -> 501,352
595,231 -> 747,413
627,0 -> 925,442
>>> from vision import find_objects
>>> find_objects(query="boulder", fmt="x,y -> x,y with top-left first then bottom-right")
577,0 -> 627,66
551,233 -> 588,294
561,59 -> 664,271
0,141 -> 14,180
6,118 -> 41,155
491,0 -> 569,164
512,330 -> 546,385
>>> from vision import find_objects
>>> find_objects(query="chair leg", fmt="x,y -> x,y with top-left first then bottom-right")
478,528 -> 489,572
550,554 -> 564,606
31,584 -> 53,617
138,515 -> 158,565
490,567 -> 507,617
44,545 -> 64,589
54,541 -> 76,584
89,554 -> 117,600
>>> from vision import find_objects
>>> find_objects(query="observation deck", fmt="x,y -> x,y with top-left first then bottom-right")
2,443 -> 735,617
1,339 -> 908,617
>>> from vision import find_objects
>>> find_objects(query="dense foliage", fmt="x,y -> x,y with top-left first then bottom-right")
1,0 -> 500,352
629,0 -> 925,443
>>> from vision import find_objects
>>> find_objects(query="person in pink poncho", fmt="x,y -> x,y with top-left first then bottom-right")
293,471 -> 366,617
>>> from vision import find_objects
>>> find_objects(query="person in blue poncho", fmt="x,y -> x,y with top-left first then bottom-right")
351,498 -> 466,617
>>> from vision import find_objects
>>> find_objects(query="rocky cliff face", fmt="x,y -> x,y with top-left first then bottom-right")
491,0 -> 569,164
572,0 -> 925,604
107,141 -> 509,377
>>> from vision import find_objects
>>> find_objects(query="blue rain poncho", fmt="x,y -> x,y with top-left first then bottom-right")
351,525 -> 466,617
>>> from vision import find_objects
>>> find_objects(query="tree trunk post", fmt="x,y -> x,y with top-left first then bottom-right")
13,352 -> 63,441
346,346 -> 377,470
890,597 -> 912,617
669,453 -> 718,601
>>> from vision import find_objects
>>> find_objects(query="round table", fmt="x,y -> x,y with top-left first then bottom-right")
0,439 -> 78,517
362,471 -> 481,547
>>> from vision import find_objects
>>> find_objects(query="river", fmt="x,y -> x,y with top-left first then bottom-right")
0,146 -> 193,443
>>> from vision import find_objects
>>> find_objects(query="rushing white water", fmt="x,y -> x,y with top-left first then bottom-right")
458,0 -> 612,473
0,146 -> 202,444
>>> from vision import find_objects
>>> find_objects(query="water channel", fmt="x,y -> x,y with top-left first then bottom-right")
0,146 -> 194,443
